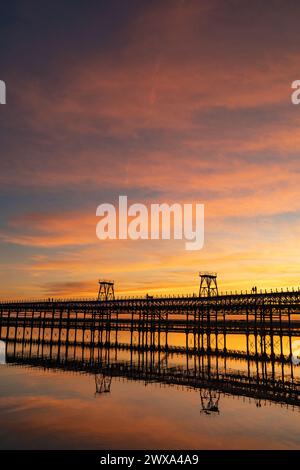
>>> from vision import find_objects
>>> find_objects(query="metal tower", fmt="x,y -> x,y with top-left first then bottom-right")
199,272 -> 218,297
98,279 -> 115,301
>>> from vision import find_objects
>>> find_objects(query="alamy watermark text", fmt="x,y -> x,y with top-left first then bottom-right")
0,80 -> 6,104
96,196 -> 204,251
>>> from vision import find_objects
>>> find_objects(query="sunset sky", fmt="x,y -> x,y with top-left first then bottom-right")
0,0 -> 300,299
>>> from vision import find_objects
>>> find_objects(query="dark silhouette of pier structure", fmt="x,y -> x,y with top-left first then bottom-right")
1,289 -> 300,336
0,275 -> 300,355
1,274 -> 300,412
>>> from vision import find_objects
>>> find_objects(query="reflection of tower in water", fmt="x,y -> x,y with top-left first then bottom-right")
95,374 -> 112,395
200,389 -> 220,415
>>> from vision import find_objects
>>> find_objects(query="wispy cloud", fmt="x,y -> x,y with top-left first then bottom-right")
0,0 -> 300,297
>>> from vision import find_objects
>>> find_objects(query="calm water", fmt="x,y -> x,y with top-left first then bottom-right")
0,325 -> 300,450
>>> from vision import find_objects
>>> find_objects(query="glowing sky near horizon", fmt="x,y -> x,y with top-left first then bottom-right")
0,0 -> 300,298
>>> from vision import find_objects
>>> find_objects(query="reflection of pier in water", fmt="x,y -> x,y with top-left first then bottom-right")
2,319 -> 300,413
